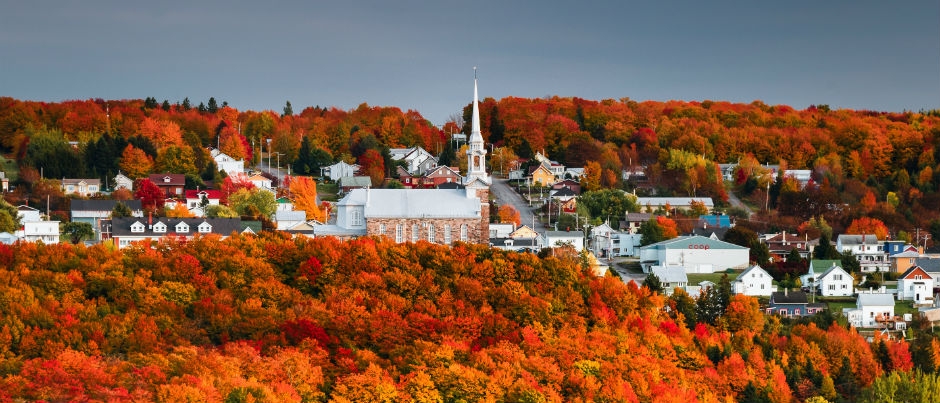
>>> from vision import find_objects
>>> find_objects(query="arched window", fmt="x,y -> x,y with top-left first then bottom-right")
428,224 -> 436,243
460,224 -> 469,242
444,224 -> 452,244
396,224 -> 404,243
350,210 -> 363,226
412,224 -> 419,243
379,223 -> 386,236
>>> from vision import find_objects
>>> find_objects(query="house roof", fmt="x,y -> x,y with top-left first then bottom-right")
771,291 -> 808,304
275,210 -> 307,221
338,176 -> 373,188
62,178 -> 101,186
735,265 -> 770,281
624,212 -> 653,222
636,197 -> 715,207
109,217 -> 244,237
425,165 -> 461,178
914,257 -> 940,273
642,235 -> 748,251
148,173 -> 186,185
651,266 -> 689,284
857,293 -> 895,307
437,182 -> 465,189
892,250 -> 922,259
699,215 -> 732,228
545,231 -> 583,238
552,187 -> 576,197
899,265 -> 933,279
339,188 -> 481,219
809,259 -> 841,273
491,237 -> 541,248
837,234 -> 880,246
819,264 -> 849,281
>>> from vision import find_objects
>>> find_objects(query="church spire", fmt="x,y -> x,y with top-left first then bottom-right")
466,67 -> 489,184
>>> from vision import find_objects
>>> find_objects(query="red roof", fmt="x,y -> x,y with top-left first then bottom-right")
184,189 -> 222,199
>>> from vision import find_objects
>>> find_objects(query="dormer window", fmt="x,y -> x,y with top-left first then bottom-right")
153,222 -> 167,233
130,221 -> 145,233
163,176 -> 172,183
198,222 -> 212,233
175,222 -> 189,233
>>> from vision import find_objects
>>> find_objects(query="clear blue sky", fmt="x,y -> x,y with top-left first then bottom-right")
2,1 -> 938,125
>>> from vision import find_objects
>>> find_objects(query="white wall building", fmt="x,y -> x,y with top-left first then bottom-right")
816,263 -> 854,297
844,293 -> 895,328
836,234 -> 888,273
639,235 -> 749,274
212,149 -> 245,175
321,161 -> 360,181
545,231 -> 585,251
732,265 -> 774,297
21,221 -> 60,244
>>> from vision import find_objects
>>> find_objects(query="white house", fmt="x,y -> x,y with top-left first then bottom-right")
21,221 -> 60,244
545,230 -> 585,252
113,172 -> 134,191
17,205 -> 42,223
489,223 -> 516,238
639,235 -> 749,274
836,234 -> 888,273
844,293 -> 895,328
799,259 -> 841,290
650,265 -> 688,295
389,146 -> 438,176
816,262 -> 854,297
275,210 -> 307,230
321,161 -> 360,181
732,265 -> 774,297
897,265 -> 935,305
211,149 -> 245,175
590,222 -> 616,258
635,197 -> 714,215
185,190 -> 222,210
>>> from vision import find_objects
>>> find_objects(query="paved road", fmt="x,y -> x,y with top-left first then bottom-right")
725,186 -> 753,217
490,178 -> 544,236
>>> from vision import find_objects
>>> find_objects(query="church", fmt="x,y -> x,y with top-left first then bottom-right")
313,74 -> 492,244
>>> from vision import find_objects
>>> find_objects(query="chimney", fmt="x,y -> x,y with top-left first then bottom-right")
148,212 -> 153,229
784,288 -> 788,297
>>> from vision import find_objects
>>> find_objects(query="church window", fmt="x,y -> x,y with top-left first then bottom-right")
444,225 -> 452,244
396,224 -> 403,243
460,224 -> 469,242
350,210 -> 363,226
412,224 -> 419,243
379,224 -> 386,236
428,224 -> 436,243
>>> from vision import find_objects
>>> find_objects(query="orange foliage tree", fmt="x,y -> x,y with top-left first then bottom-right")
289,176 -> 326,222
498,205 -> 521,226
845,217 -> 889,240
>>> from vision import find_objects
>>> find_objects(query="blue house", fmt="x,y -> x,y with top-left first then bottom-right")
767,290 -> 825,317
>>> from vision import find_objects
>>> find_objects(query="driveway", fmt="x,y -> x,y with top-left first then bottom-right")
490,178 -> 544,236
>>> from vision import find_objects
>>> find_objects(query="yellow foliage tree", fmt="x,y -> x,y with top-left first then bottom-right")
119,145 -> 154,179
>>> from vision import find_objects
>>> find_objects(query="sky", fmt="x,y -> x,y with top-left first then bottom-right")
1,1 -> 938,126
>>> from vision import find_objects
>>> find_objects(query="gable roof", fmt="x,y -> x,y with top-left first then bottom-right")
899,265 -> 933,279
551,187 -> 576,197
857,293 -> 895,307
809,260 -> 841,273
340,188 -> 481,219
425,165 -> 461,178
819,264 -> 850,280
148,173 -> 186,185
184,189 -> 223,199
735,265 -> 770,281
338,176 -> 373,188
836,234 -> 880,246
651,266 -> 688,284
110,217 -> 244,237
914,257 -> 940,273
771,291 -> 808,304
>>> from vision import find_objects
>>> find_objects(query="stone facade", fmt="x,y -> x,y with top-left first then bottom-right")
366,217 -> 486,244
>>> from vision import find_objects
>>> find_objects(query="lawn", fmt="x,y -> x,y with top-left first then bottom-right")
687,270 -> 740,285
318,182 -> 339,202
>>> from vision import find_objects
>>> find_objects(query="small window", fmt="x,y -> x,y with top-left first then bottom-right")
198,222 -> 212,233
131,222 -> 145,233
153,222 -> 167,233
176,222 -> 189,233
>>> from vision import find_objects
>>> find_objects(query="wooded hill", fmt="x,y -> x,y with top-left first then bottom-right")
0,234 -> 937,402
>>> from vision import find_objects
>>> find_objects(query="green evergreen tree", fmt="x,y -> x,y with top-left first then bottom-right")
293,136 -> 313,175
181,97 -> 191,111
644,272 -> 663,294
283,100 -> 293,117
162,100 -> 171,111
111,202 -> 133,218
207,97 -> 218,113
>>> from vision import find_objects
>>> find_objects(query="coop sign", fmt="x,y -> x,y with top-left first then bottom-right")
688,244 -> 710,250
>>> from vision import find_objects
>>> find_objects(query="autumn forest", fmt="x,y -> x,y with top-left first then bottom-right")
2,95 -> 940,402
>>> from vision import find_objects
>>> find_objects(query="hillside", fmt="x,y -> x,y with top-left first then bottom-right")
0,234 -> 935,402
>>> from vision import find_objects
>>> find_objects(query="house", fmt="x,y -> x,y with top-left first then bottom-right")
816,262 -> 853,297
621,166 -> 646,181
533,152 -> 565,178
61,178 -> 101,196
551,179 -> 581,195
768,290 -> 811,317
338,176 -> 373,193
800,259 -> 841,290
510,225 -> 540,239
107,216 -> 247,249
639,235 -> 749,274
550,187 -> 577,203
890,248 -> 921,273
312,76 -> 491,245
20,221 -> 60,244
491,236 -> 543,253
71,200 -> 144,238
148,174 -> 186,198
424,166 -> 463,188
564,168 -> 584,180
732,265 -> 774,297
560,198 -> 578,214
590,222 -> 616,258
650,266 -> 688,295
489,223 -> 516,238
844,293 -> 895,328
275,210 -> 308,230
0,172 -> 7,192
545,231 -> 584,251
897,265 -> 935,305
113,172 -> 134,191
0,232 -> 18,244
635,197 -> 714,215
321,161 -> 360,181
211,149 -> 245,175
276,196 -> 294,212
389,146 -> 438,176
621,212 -> 652,234
185,190 -> 222,211
528,164 -> 555,186
245,173 -> 275,192
836,234 -> 888,273
763,233 -> 816,261
17,205 -> 42,223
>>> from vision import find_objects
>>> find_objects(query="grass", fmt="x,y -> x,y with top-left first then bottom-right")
1,155 -> 17,181
686,270 -> 740,285
318,182 -> 339,202
895,300 -> 918,317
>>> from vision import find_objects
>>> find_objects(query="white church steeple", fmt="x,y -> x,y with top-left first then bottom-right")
466,67 -> 490,185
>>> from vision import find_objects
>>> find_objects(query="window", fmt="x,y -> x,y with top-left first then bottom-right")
131,222 -> 145,233
444,225 -> 452,244
396,224 -> 404,243
412,224 -> 419,243
175,222 -> 189,233
760,284 -> 765,289
153,222 -> 167,233
841,284 -> 847,289
428,224 -> 435,243
460,224 -> 468,242
834,274 -> 842,280
915,275 -> 923,280
379,224 -> 386,236
350,210 -> 363,226
829,285 -> 835,290
198,222 -> 212,233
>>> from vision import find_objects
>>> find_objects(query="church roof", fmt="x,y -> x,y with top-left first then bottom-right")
340,188 -> 482,219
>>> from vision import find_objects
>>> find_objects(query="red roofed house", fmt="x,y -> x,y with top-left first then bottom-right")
148,174 -> 186,198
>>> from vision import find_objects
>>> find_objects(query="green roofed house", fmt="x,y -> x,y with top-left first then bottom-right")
639,235 -> 749,274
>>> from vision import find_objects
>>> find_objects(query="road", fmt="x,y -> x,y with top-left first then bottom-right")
725,187 -> 753,217
490,178 -> 544,236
